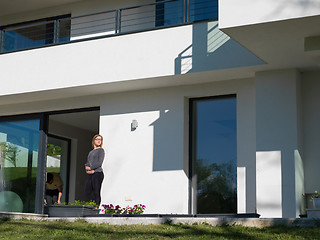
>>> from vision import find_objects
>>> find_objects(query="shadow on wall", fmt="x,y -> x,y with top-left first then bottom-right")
175,21 -> 265,74
150,109 -> 184,172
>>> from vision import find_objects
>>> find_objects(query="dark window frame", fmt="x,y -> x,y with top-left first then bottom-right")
188,94 -> 237,214
0,106 -> 99,214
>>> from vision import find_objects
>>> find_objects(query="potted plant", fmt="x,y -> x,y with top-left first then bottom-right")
46,200 -> 100,217
311,191 -> 320,209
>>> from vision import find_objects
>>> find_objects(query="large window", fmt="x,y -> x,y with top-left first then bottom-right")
0,119 -> 41,213
190,96 -> 237,214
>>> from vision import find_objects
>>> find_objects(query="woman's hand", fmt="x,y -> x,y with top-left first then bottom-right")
86,170 -> 94,174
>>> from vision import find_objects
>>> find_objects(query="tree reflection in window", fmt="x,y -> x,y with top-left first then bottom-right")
196,158 -> 236,214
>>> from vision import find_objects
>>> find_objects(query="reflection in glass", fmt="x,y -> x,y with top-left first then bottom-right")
0,119 -> 40,213
47,136 -> 70,203
193,97 -> 237,214
3,18 -> 71,52
156,0 -> 218,27
189,0 -> 218,22
4,22 -> 55,52
156,0 -> 184,27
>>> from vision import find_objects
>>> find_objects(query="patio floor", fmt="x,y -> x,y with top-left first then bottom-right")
0,211 -> 318,228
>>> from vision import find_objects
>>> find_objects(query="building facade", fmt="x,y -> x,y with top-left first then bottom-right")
0,0 -> 320,218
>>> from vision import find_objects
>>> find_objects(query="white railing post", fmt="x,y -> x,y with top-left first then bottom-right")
54,20 -> 60,44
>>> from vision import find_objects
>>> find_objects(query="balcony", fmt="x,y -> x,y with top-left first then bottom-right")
0,0 -> 218,53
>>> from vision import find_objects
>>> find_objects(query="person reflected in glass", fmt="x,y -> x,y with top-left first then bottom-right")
84,134 -> 105,206
45,172 -> 63,205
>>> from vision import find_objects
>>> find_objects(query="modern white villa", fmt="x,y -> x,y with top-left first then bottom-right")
0,0 -> 320,218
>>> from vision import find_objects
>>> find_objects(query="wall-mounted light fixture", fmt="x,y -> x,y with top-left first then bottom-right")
131,119 -> 138,131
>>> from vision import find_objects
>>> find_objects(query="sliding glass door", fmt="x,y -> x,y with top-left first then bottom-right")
190,95 -> 237,214
47,135 -> 70,203
0,118 -> 41,213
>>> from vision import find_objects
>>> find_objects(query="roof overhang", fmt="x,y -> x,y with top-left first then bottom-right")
219,14 -> 320,72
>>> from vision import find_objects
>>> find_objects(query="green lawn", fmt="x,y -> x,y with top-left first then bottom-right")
0,218 -> 319,239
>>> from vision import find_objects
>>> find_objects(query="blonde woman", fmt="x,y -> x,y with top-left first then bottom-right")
84,134 -> 105,205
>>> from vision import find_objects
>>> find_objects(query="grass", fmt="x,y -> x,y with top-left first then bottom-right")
0,218 -> 320,239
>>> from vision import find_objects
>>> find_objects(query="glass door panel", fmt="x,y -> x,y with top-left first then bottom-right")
0,119 -> 40,213
191,96 -> 237,214
47,135 -> 70,203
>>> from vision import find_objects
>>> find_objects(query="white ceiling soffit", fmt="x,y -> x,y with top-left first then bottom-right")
0,0 -> 82,17
220,15 -> 320,71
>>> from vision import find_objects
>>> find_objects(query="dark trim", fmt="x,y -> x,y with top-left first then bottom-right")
35,114 -> 49,214
0,113 -> 43,122
190,94 -> 236,103
47,133 -> 72,204
188,98 -> 194,215
43,106 -> 100,116
0,106 -> 100,120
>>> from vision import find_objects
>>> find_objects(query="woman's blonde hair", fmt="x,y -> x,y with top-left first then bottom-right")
92,134 -> 103,148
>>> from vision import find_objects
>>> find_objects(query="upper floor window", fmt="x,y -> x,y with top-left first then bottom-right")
1,15 -> 70,52
156,0 -> 218,26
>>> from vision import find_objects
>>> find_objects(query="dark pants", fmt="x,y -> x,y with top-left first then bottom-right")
46,189 -> 59,205
84,172 -> 104,206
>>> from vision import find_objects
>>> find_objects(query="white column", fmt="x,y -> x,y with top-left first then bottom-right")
255,69 -> 303,218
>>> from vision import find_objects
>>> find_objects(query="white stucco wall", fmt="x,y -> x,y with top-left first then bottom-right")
219,0 -> 320,29
0,23 -> 194,96
255,69 -> 303,218
0,76 -> 256,215
0,16 -> 262,101
99,78 -> 256,214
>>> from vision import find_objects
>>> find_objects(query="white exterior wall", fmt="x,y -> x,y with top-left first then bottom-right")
99,78 -> 256,214
0,23 -> 194,96
302,71 -> 320,198
0,20 -> 262,102
0,77 -> 256,214
219,0 -> 320,29
255,69 -> 303,218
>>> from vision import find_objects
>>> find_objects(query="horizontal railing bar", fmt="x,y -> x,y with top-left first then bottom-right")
50,0 -> 177,24
61,10 -> 117,21
119,0 -> 178,11
1,0 -> 215,31
190,0 -> 217,5
72,24 -> 114,31
4,20 -> 56,31
71,29 -> 115,37
72,21 -> 114,26
68,16 -> 115,24
121,15 -> 182,25
0,0 -> 218,53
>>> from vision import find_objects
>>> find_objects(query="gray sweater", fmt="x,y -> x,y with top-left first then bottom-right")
85,148 -> 105,173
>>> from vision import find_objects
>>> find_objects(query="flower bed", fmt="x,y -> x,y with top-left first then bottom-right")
101,204 -> 146,215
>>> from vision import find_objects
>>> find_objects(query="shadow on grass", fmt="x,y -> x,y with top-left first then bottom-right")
1,219 -> 320,239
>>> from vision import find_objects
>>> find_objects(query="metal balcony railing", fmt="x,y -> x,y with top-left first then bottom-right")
0,0 -> 218,53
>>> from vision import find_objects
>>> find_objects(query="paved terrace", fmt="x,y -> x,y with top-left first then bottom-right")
0,212 -> 319,228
